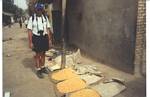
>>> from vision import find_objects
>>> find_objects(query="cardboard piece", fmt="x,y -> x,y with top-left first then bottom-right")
91,81 -> 126,97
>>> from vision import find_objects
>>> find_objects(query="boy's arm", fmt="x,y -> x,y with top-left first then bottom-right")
46,17 -> 53,48
27,17 -> 33,49
47,28 -> 52,48
28,29 -> 33,49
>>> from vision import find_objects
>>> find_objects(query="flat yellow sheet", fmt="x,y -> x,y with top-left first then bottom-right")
51,68 -> 79,81
70,89 -> 101,97
57,77 -> 87,93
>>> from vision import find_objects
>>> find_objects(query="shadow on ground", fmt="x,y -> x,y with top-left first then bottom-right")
22,57 -> 36,73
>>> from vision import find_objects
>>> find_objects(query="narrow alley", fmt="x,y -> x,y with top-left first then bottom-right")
3,23 -> 146,97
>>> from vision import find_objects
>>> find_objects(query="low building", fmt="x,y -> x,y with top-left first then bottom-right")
3,12 -> 14,26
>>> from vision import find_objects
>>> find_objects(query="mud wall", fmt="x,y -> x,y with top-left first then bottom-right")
66,0 -> 138,72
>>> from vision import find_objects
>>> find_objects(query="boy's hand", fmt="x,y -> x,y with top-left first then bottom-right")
49,40 -> 52,49
29,42 -> 33,49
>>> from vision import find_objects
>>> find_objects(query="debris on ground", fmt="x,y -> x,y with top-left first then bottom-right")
46,49 -> 82,71
6,54 -> 11,57
46,48 -> 127,97
53,49 -> 82,68
45,48 -> 61,58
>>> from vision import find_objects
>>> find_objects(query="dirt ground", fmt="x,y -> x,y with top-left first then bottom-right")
3,23 -> 146,97
81,56 -> 146,97
3,23 -> 56,97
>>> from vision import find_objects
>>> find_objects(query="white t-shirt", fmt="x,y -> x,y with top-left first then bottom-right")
27,14 -> 52,36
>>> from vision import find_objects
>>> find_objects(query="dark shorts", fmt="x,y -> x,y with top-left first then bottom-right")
32,34 -> 49,53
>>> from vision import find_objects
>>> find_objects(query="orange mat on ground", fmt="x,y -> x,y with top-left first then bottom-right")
51,68 -> 79,81
56,77 -> 87,93
70,89 -> 101,97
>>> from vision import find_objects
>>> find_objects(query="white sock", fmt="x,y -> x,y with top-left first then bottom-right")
41,66 -> 45,68
36,68 -> 41,71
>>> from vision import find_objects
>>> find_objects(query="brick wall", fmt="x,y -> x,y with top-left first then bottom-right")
134,0 -> 146,76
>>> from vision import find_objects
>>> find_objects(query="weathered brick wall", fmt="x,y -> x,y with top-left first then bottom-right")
134,0 -> 146,76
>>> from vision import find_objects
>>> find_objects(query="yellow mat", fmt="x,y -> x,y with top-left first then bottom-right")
70,89 -> 101,97
51,68 -> 79,81
57,77 -> 87,93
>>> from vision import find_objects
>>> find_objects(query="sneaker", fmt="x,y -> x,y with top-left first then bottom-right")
41,67 -> 50,74
36,70 -> 44,78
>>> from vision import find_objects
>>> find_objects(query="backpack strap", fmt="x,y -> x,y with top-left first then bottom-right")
43,14 -> 46,20
32,13 -> 47,22
32,14 -> 34,22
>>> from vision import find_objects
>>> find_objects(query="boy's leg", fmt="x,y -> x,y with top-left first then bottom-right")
35,53 -> 40,69
40,52 -> 50,74
35,52 -> 44,78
